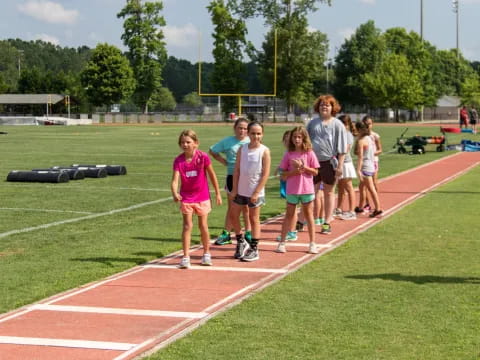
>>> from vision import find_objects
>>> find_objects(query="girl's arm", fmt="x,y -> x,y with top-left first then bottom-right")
209,149 -> 227,167
251,148 -> 271,204
171,170 -> 182,202
206,163 -> 222,206
356,138 -> 365,181
374,134 -> 383,156
231,147 -> 242,199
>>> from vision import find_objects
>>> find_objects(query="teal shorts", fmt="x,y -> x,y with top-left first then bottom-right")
286,193 -> 315,205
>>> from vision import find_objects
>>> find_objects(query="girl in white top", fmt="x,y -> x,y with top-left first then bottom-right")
336,114 -> 357,220
230,121 -> 271,262
361,115 -> 382,210
355,121 -> 382,218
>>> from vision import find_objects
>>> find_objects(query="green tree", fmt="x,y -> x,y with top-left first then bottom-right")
80,43 -> 135,109
118,0 -> 167,113
229,0 -> 330,112
460,73 -> 480,106
361,53 -> 423,121
207,0 -> 250,113
150,87 -> 176,111
0,41 -> 22,92
18,67 -> 44,93
333,20 -> 385,108
182,92 -> 203,106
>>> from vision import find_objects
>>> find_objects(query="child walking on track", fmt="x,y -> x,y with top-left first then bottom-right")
354,122 -> 383,218
335,114 -> 357,220
276,126 -> 319,254
230,121 -> 271,262
209,118 -> 251,245
171,130 -> 222,269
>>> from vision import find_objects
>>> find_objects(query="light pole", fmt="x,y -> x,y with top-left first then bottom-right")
17,50 -> 24,77
452,0 -> 459,57
420,0 -> 423,41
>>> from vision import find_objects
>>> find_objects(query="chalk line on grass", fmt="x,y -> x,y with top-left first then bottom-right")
0,207 -> 94,215
0,197 -> 172,239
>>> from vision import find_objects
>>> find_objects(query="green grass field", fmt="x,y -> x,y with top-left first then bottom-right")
0,122 -> 478,359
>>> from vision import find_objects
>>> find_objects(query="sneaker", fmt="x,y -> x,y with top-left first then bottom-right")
320,223 -> 331,235
234,238 -> 250,259
369,209 -> 383,218
333,208 -> 342,217
245,230 -> 252,242
276,242 -> 286,253
354,206 -> 364,214
295,221 -> 305,231
276,231 -> 298,242
201,253 -> 212,266
340,211 -> 357,220
314,218 -> 324,225
241,247 -> 259,262
215,230 -> 232,245
178,256 -> 190,269
308,242 -> 319,254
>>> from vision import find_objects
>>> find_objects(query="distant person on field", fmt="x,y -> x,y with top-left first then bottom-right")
469,106 -> 478,133
460,105 -> 470,129
354,121 -> 382,218
275,126 -> 319,255
307,94 -> 347,235
209,118 -> 251,245
171,130 -> 222,269
230,121 -> 271,262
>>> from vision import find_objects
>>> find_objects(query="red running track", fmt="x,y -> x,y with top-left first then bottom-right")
0,151 -> 479,360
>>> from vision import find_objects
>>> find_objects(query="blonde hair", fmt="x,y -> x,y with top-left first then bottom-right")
177,129 -> 199,145
288,126 -> 312,152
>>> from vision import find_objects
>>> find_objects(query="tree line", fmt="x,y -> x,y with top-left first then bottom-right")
1,0 -> 480,117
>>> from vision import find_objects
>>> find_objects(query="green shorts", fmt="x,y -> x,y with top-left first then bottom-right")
286,193 -> 315,205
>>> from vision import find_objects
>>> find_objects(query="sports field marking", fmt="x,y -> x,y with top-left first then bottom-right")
0,207 -> 94,215
261,241 -> 333,248
0,197 -> 172,240
0,336 -> 136,351
143,264 -> 288,274
30,304 -> 208,319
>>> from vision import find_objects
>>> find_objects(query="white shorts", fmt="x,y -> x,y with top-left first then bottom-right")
341,161 -> 357,179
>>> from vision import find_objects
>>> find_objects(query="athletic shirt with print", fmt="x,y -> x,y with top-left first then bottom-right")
173,150 -> 211,203
361,136 -> 375,174
306,116 -> 347,161
238,143 -> 268,198
279,150 -> 319,195
210,136 -> 250,175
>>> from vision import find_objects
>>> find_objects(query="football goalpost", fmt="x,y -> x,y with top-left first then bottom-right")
197,30 -> 277,117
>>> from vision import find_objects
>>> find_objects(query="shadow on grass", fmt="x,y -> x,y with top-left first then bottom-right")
71,257 -> 147,266
346,273 -> 480,284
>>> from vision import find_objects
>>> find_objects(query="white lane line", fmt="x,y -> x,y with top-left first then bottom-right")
30,304 -> 208,319
261,241 -> 333,248
0,336 -> 136,351
143,264 -> 288,274
0,197 -> 172,239
0,207 -> 94,215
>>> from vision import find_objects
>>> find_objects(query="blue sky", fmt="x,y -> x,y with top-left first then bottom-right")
1,0 -> 479,62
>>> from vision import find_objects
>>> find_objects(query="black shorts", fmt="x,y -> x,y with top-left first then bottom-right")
317,161 -> 336,185
225,175 -> 233,193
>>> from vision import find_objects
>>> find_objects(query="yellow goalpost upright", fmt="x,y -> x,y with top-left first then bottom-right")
197,30 -> 278,116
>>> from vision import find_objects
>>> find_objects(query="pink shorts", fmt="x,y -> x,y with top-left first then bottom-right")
180,199 -> 211,216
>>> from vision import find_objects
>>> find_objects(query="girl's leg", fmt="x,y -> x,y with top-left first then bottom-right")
337,179 -> 346,211
248,206 -> 261,240
365,176 -> 381,210
229,202 -> 244,236
181,213 -> 193,257
303,201 -> 315,245
242,206 -> 251,233
277,203 -> 296,253
197,214 -> 210,254
322,183 -> 335,224
357,182 -> 366,210
345,179 -> 356,212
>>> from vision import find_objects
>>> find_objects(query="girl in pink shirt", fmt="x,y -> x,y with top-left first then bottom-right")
171,130 -> 222,269
276,126 -> 320,254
